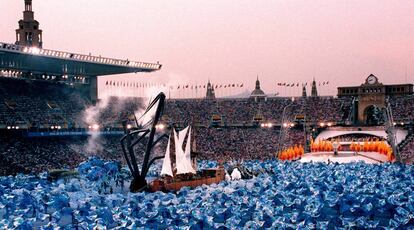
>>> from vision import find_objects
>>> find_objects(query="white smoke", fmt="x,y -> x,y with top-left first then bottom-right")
134,72 -> 191,127
83,91 -> 109,155
82,72 -> 192,155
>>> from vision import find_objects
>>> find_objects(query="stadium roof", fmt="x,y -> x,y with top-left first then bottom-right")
0,42 -> 162,76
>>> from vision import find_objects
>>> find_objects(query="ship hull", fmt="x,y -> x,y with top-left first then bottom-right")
150,168 -> 225,192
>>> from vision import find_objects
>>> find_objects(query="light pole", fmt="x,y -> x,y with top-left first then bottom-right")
276,98 -> 295,158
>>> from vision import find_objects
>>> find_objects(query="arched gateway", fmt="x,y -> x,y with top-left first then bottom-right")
338,74 -> 413,124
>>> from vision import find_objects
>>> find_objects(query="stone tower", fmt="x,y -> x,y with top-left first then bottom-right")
302,85 -> 307,97
15,0 -> 43,48
311,78 -> 318,97
205,80 -> 216,100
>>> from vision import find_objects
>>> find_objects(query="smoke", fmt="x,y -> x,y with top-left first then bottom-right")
82,72 -> 192,155
83,90 -> 112,155
134,72 -> 191,127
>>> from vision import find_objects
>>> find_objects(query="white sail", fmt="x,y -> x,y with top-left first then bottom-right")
160,134 -> 173,176
174,129 -> 186,174
175,126 -> 195,175
184,126 -> 196,173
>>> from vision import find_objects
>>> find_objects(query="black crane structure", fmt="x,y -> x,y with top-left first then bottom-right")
120,92 -> 168,192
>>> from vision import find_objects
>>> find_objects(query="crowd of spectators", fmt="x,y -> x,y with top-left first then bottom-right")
194,127 -> 279,161
326,134 -> 386,142
0,78 -> 89,128
3,78 -> 414,129
0,125 -> 309,175
388,95 -> 414,123
164,97 -> 352,126
0,135 -> 135,176
0,78 -> 355,129
0,137 -> 84,175
398,134 -> 414,164
1,77 -> 414,176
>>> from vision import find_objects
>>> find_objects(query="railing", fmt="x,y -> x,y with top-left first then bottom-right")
0,42 -> 162,70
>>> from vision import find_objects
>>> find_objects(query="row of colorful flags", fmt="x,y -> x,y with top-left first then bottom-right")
277,81 -> 330,87
104,81 -> 244,90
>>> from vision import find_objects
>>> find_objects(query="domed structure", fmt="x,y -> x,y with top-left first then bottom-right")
250,76 -> 267,102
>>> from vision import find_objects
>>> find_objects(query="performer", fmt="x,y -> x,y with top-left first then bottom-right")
332,139 -> 340,156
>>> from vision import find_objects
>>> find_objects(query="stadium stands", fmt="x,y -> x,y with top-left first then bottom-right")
0,78 -> 355,129
0,78 -> 89,128
1,77 -> 414,175
398,133 -> 414,164
388,95 -> 414,123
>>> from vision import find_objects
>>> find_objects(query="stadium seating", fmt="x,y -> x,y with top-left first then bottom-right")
1,77 -> 414,175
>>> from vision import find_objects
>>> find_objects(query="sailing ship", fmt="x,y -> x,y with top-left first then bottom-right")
149,126 -> 225,192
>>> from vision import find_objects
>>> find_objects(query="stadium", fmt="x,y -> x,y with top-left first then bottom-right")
0,0 -> 413,229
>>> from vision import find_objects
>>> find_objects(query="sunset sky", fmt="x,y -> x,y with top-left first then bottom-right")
0,0 -> 413,97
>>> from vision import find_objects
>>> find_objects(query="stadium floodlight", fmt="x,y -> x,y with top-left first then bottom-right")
268,123 -> 273,128
156,123 -> 165,130
92,124 -> 100,130
51,126 -> 54,129
30,47 -> 41,55
401,122 -> 404,126
57,126 -> 61,130
283,123 -> 288,128
15,126 -> 19,129
7,126 -> 11,129
290,123 -> 295,127
393,122 -> 397,126
320,122 -> 325,127
327,122 -> 332,127
126,124 -> 132,129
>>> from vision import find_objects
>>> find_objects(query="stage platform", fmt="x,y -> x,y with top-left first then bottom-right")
299,151 -> 389,164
